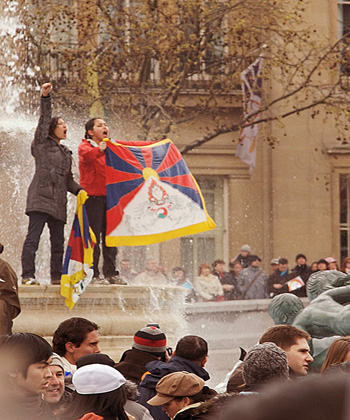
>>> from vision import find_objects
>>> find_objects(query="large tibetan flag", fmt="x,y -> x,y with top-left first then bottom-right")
104,139 -> 216,246
236,56 -> 263,173
60,190 -> 96,309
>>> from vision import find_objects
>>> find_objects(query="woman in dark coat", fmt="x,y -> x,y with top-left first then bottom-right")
21,82 -> 81,285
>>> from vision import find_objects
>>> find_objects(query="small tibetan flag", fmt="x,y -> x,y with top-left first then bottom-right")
60,190 -> 96,309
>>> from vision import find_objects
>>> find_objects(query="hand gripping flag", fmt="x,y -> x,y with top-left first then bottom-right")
60,190 -> 96,309
236,56 -> 263,173
104,138 -> 216,246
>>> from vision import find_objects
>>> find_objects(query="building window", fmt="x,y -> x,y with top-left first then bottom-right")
180,176 -> 225,280
339,173 -> 350,262
338,1 -> 350,87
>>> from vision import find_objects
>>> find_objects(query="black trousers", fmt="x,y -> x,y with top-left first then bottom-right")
21,211 -> 64,281
85,196 -> 117,278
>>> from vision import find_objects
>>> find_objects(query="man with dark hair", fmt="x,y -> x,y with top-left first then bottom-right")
175,335 -> 208,365
52,317 -> 100,382
290,253 -> 311,297
259,325 -> 313,378
268,258 -> 291,298
0,332 -> 54,419
137,335 -> 210,420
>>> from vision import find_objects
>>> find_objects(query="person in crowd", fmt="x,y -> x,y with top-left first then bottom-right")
0,332 -> 55,420
44,353 -> 70,414
21,82 -> 82,285
222,373 -> 350,420
134,257 -> 169,286
291,253 -> 311,283
341,256 -> 350,274
52,317 -> 100,387
0,242 -> 21,335
212,260 -> 227,281
268,258 -> 290,298
76,353 -> 154,420
220,261 -> 242,300
233,245 -> 251,268
78,117 -> 125,286
170,267 -> 196,302
237,256 -> 269,299
138,335 -> 210,420
316,258 -> 328,271
119,259 -> 137,284
115,325 -> 167,384
310,261 -> 318,272
59,364 -> 129,420
320,336 -> 350,373
240,342 -> 289,395
270,258 -> 280,274
147,371 -> 206,419
259,325 -> 313,379
325,257 -> 339,270
193,263 -> 224,302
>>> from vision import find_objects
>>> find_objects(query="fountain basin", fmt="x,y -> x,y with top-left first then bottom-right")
14,284 -> 188,360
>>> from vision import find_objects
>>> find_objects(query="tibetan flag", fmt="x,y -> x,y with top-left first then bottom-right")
104,138 -> 216,246
236,56 -> 263,173
60,190 -> 96,309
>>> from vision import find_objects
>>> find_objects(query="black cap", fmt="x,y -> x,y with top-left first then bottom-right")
249,255 -> 261,264
296,253 -> 307,261
76,353 -> 116,369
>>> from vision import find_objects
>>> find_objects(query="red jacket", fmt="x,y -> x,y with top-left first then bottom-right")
78,139 -> 106,196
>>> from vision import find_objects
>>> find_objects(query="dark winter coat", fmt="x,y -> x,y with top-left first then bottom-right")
174,394 -> 237,420
137,356 -> 210,420
25,95 -> 81,223
268,270 -> 290,297
115,348 -> 161,385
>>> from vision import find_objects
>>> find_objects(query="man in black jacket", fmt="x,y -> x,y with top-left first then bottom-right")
138,335 -> 210,420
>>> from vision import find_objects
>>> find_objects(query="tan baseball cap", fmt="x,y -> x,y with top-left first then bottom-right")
147,371 -> 205,406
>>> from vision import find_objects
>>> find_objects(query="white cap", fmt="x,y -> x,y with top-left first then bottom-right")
73,364 -> 126,395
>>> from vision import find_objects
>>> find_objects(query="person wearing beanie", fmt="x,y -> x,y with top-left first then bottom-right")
241,342 -> 289,395
138,335 -> 210,420
290,254 -> 311,297
44,353 -> 71,413
233,245 -> 251,269
76,352 -> 154,420
59,364 -> 129,420
147,371 -> 206,419
0,243 -> 21,335
115,325 -> 167,385
237,256 -> 269,299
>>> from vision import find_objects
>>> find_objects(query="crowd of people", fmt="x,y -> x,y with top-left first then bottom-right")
114,245 -> 348,304
1,317 -> 350,420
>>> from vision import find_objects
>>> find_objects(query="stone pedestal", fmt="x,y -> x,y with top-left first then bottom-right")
14,284 -> 188,361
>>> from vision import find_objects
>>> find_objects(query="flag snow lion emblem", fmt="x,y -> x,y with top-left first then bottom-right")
104,138 -> 216,246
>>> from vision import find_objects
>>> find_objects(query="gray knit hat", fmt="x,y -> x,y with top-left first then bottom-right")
132,326 -> 166,357
243,342 -> 288,386
240,245 -> 251,253
50,353 -> 64,373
